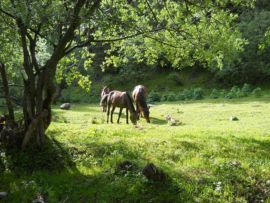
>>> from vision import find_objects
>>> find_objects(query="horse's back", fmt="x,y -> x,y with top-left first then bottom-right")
108,90 -> 128,107
133,85 -> 147,100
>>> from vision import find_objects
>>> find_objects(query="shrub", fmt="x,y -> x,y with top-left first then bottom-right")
177,93 -> 186,101
161,95 -> 168,102
193,88 -> 204,100
219,89 -> 226,98
231,86 -> 239,94
168,72 -> 182,85
252,87 -> 262,97
225,86 -> 239,99
181,89 -> 194,100
210,89 -> 219,99
225,92 -> 235,99
160,92 -> 177,102
148,91 -> 161,102
236,88 -> 245,98
241,83 -> 252,95
167,92 -> 177,101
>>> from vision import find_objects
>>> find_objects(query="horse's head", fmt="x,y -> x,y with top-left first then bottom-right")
100,94 -> 108,112
130,113 -> 137,125
143,108 -> 150,123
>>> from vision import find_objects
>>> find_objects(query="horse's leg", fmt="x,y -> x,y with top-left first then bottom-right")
136,103 -> 140,120
107,104 -> 111,123
126,108 -> 129,124
111,106 -> 115,123
117,108 -> 123,124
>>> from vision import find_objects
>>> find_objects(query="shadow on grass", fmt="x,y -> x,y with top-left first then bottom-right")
150,117 -> 167,125
0,135 -> 194,203
1,131 -> 270,202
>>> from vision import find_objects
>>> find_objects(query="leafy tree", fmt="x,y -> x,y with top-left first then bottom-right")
216,0 -> 270,84
0,0 -> 253,150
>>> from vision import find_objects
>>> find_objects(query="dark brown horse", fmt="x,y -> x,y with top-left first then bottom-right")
132,85 -> 150,123
101,91 -> 138,125
100,86 -> 111,112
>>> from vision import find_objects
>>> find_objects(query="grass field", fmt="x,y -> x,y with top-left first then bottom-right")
1,97 -> 270,202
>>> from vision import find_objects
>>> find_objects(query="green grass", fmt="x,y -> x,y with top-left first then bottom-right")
1,97 -> 270,202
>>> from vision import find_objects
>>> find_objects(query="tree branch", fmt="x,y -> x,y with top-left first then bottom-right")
0,7 -> 16,19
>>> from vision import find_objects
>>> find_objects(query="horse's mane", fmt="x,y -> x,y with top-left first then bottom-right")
101,86 -> 111,96
100,94 -> 108,105
126,92 -> 136,113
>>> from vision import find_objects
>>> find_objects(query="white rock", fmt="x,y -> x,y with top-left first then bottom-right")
0,192 -> 7,198
60,103 -> 71,110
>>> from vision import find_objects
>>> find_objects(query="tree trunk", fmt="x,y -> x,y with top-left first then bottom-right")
0,62 -> 15,125
21,69 -> 54,150
17,0 -> 100,150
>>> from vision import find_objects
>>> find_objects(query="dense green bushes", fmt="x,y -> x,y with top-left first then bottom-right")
57,83 -> 262,104
148,91 -> 162,102
148,88 -> 204,102
252,87 -> 262,97
210,84 -> 262,99
213,2 -> 270,85
148,84 -> 262,103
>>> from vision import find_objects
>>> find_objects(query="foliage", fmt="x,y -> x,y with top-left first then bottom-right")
216,1 -> 270,84
224,84 -> 259,99
59,87 -> 98,103
148,91 -> 161,103
180,89 -> 194,100
241,83 -> 253,95
210,89 -> 220,99
177,93 -> 186,101
97,0 -> 253,70
193,88 -> 204,100
252,87 -> 262,97
99,62 -> 150,88
167,92 -> 178,102
225,86 -> 241,99
167,72 -> 182,86
177,88 -> 204,101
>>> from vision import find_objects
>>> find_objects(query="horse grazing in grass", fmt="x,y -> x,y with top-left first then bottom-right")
132,85 -> 150,123
100,86 -> 111,112
101,91 -> 138,125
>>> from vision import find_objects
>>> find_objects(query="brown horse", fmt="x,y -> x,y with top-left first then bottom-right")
100,86 -> 111,112
101,91 -> 138,125
132,85 -> 150,123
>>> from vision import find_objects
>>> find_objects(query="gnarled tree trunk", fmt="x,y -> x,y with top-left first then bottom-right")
0,62 -> 15,124
18,0 -> 101,150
